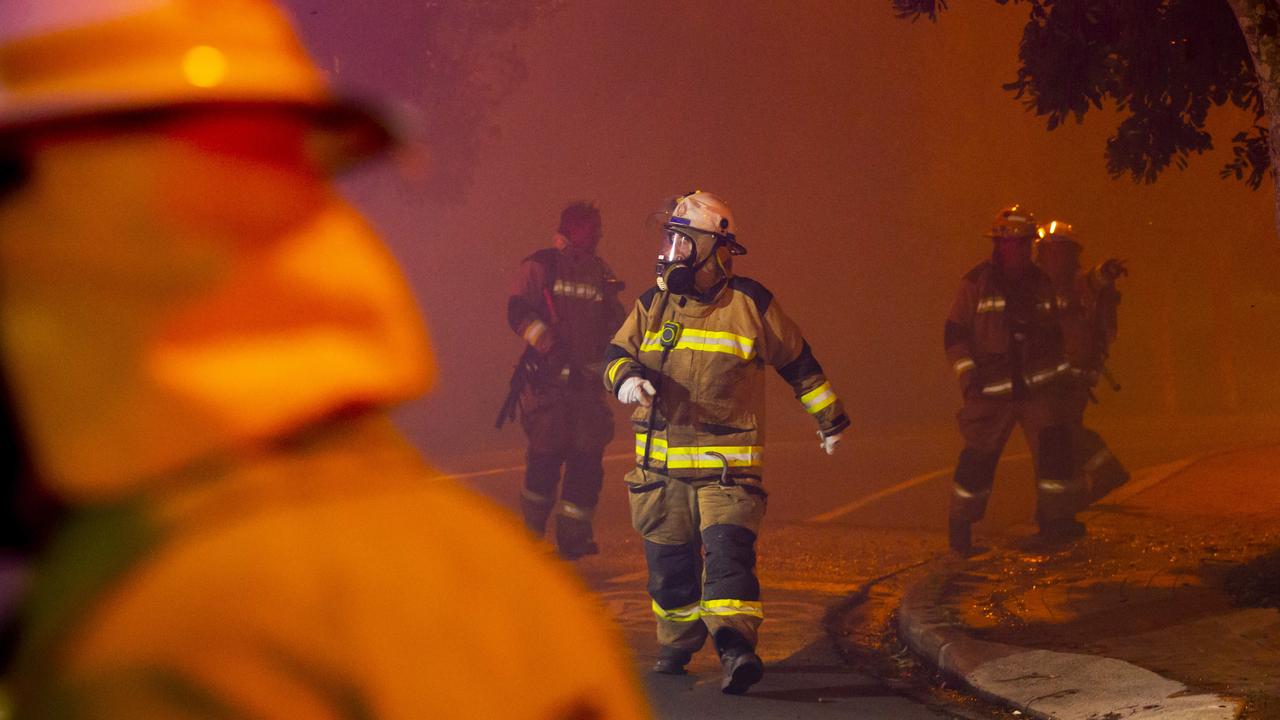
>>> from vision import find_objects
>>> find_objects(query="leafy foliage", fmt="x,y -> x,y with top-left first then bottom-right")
897,0 -> 1271,188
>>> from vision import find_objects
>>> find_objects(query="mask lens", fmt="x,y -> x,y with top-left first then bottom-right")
659,229 -> 694,263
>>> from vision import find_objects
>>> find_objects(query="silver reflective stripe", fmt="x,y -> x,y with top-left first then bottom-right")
953,484 -> 991,499
982,380 -> 1013,396
521,487 -> 552,504
1027,362 -> 1071,387
1037,479 -> 1068,493
1083,448 -> 1112,473
557,500 -> 594,520
953,358 -> 975,376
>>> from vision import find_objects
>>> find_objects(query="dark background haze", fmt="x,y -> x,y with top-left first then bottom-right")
280,1 -> 1280,462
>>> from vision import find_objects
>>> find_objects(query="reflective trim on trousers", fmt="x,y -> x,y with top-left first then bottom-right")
1037,479 -> 1075,494
700,599 -> 764,618
953,483 -> 992,500
953,358 -> 975,377
1083,448 -> 1112,473
521,487 -> 553,504
557,500 -> 594,521
652,600 -> 702,622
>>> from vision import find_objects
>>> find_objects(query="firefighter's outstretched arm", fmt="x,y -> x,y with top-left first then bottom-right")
760,296 -> 851,455
944,279 -> 979,398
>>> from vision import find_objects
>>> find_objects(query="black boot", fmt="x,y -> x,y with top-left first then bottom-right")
714,628 -> 764,695
519,490 -> 553,537
555,514 -> 598,560
652,646 -> 692,675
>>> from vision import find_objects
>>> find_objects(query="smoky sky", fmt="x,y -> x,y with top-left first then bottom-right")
282,1 -> 1280,462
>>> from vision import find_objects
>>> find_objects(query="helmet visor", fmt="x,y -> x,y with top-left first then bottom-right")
658,228 -> 695,263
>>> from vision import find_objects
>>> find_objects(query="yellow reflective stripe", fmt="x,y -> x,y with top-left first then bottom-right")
700,599 -> 763,618
606,357 -> 630,387
799,381 -> 837,414
635,435 -> 668,461
953,358 -> 975,376
666,445 -> 763,469
522,319 -> 548,346
632,437 -> 763,469
640,328 -> 756,360
652,600 -> 702,622
976,297 -> 1006,313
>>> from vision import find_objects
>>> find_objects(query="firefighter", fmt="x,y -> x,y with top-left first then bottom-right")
604,191 -> 850,694
1035,221 -> 1130,502
507,202 -> 626,559
944,205 -> 1080,555
0,2 -> 648,718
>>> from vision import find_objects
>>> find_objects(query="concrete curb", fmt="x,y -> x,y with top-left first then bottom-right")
898,565 -> 1241,719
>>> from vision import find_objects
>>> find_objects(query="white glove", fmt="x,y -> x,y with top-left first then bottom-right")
618,376 -> 657,407
817,430 -> 843,456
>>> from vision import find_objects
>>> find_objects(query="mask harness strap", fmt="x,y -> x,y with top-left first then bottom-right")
641,298 -> 679,471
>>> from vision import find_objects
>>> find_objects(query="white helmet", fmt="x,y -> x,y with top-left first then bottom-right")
666,191 -> 746,255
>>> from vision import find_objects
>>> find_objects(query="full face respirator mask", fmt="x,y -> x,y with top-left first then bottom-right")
655,226 -> 713,295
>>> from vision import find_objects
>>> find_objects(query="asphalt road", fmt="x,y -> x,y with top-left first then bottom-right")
447,412 -> 1280,719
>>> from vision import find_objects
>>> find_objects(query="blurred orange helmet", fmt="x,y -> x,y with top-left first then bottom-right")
983,204 -> 1040,240
0,0 -> 391,168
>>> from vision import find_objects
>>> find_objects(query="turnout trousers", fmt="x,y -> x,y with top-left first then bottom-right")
625,468 -> 768,654
950,388 -> 1083,527
1063,382 -> 1130,503
520,381 -> 615,539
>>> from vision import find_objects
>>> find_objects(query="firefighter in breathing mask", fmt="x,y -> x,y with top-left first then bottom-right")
603,191 -> 851,695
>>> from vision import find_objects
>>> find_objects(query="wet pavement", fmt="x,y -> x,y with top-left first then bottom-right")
444,414 -> 1280,718
897,443 -> 1280,719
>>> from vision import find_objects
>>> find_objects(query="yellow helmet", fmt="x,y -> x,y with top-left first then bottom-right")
0,0 -> 391,169
983,204 -> 1040,240
1035,219 -> 1081,247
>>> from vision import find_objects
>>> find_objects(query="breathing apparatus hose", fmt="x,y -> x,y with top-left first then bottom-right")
641,295 -> 679,471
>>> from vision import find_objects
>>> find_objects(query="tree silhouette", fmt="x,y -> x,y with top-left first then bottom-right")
892,1 -> 1277,195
